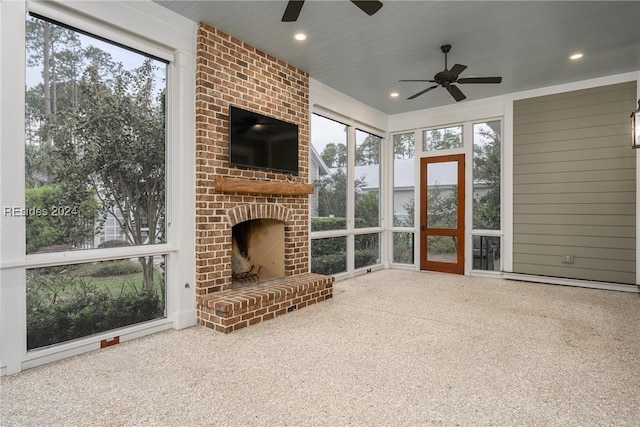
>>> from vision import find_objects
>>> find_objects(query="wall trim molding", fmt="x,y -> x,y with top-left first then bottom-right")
503,272 -> 639,293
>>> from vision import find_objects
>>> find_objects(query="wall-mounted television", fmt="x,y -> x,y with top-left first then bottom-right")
228,105 -> 299,174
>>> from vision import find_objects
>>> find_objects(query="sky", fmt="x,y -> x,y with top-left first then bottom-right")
26,15 -> 165,89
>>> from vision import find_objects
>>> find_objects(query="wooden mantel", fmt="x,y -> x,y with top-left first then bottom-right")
212,177 -> 315,196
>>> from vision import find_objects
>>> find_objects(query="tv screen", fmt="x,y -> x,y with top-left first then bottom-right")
228,105 -> 299,174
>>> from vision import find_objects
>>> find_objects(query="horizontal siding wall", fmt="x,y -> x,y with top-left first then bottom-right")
513,81 -> 637,284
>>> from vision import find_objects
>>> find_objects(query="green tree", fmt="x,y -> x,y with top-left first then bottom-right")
355,190 -> 379,228
25,15 -> 166,291
473,127 -> 501,230
314,169 -> 372,224
51,61 -> 166,289
320,142 -> 347,168
427,184 -> 458,229
315,168 -> 348,218
424,127 -> 462,150
25,185 -> 100,253
393,133 -> 415,159
355,133 -> 380,166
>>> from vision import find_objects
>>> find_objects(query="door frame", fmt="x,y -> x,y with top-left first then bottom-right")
419,154 -> 465,274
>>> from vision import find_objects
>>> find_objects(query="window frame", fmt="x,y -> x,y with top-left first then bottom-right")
389,130 -> 418,267
309,109 -> 386,277
0,0 -> 196,375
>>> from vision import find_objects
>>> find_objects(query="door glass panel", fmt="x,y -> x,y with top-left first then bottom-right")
426,236 -> 457,263
427,161 -> 458,229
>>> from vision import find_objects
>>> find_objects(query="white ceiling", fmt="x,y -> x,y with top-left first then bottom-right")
154,0 -> 640,115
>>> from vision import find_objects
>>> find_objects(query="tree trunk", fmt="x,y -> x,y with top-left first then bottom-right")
43,22 -> 51,118
138,256 -> 155,292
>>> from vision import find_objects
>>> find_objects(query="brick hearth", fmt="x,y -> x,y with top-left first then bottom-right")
197,273 -> 334,333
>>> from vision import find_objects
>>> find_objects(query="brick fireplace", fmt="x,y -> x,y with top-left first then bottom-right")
194,23 -> 333,332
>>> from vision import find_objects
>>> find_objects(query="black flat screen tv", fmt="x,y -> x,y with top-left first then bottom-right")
228,105 -> 299,174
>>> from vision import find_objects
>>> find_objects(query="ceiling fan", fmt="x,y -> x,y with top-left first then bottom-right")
399,44 -> 502,102
282,0 -> 383,22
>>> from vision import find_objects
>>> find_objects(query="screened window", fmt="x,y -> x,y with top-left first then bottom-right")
25,14 -> 167,254
354,129 -> 382,228
392,132 -> 415,227
310,114 -> 348,231
423,125 -> 463,151
472,121 -> 501,230
472,120 -> 502,272
311,237 -> 347,275
355,233 -> 380,269
24,14 -> 167,349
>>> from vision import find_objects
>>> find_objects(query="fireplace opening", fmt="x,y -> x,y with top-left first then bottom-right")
231,219 -> 285,288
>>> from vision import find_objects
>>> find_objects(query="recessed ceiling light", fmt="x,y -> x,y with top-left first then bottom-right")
570,52 -> 584,60
390,92 -> 400,98
294,32 -> 307,41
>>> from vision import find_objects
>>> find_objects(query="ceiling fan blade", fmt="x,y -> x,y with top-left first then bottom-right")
407,85 -> 439,100
399,79 -> 437,83
449,63 -> 467,78
282,0 -> 305,22
446,84 -> 466,102
457,76 -> 502,84
351,1 -> 383,16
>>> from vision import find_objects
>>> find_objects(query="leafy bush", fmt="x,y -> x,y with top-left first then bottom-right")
310,236 -> 347,275
98,239 -> 131,248
27,273 -> 164,350
393,232 -> 414,264
35,244 -> 75,253
25,184 -> 101,254
311,253 -> 346,276
311,236 -> 346,254
87,260 -> 142,277
354,249 -> 378,269
311,217 -> 347,232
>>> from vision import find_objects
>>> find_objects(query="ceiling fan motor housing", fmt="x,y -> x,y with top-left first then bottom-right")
434,71 -> 456,86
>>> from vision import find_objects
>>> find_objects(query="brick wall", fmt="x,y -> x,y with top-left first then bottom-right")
195,22 -> 310,297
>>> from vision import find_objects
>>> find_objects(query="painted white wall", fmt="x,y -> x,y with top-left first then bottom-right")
0,0 -> 197,375
0,0 -> 28,377
310,78 -> 388,132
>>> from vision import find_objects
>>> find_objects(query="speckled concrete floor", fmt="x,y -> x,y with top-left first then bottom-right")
2,270 -> 639,426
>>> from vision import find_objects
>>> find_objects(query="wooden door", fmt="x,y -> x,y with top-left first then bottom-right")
419,154 -> 465,274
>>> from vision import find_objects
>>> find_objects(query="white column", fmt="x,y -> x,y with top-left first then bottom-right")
0,0 -> 28,375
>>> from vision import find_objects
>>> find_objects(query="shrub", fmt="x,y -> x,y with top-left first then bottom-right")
430,237 -> 456,255
35,244 -> 75,253
311,253 -> 346,276
311,217 -> 347,232
98,239 -> 131,248
27,276 -> 164,350
354,248 -> 378,269
311,236 -> 347,255
87,260 -> 142,277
